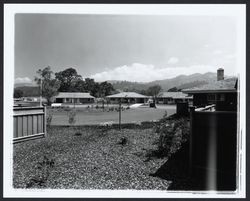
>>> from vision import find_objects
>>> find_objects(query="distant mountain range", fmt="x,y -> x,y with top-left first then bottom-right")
108,72 -> 217,92
14,82 -> 37,88
15,86 -> 40,97
14,72 -> 221,97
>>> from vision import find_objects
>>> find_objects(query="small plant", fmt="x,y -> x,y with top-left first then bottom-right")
100,121 -> 113,134
46,109 -> 53,128
163,111 -> 168,118
74,132 -> 82,136
117,137 -> 128,146
68,109 -> 82,136
68,109 -> 76,125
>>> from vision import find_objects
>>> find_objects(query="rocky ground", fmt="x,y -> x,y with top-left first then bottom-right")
13,126 -> 172,189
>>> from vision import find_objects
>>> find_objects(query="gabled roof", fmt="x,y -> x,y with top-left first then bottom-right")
182,77 -> 238,94
55,92 -> 95,99
158,92 -> 193,99
106,92 -> 148,98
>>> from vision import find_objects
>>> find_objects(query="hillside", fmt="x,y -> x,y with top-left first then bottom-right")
109,72 -> 217,92
15,86 -> 40,97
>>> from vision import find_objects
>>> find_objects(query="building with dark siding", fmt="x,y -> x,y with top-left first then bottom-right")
182,69 -> 238,111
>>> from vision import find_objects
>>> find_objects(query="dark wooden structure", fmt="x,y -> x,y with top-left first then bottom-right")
192,92 -> 237,111
189,109 -> 237,190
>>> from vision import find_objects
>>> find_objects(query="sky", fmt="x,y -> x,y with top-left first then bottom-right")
15,14 -> 238,83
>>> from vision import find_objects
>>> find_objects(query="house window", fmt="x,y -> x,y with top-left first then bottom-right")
207,94 -> 216,101
217,94 -> 225,101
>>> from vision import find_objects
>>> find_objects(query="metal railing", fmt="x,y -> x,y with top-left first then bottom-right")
194,104 -> 216,112
13,106 -> 46,143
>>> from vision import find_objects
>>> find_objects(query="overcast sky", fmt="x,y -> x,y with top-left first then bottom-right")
15,14 -> 238,83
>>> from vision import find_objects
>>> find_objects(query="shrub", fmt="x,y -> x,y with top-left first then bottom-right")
150,116 -> 190,159
74,132 -> 82,136
117,137 -> 128,146
68,109 -> 76,125
46,109 -> 53,128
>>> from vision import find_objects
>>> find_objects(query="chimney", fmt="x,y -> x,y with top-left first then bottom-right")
217,68 -> 224,81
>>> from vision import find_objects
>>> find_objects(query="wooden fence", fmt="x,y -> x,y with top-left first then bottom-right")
189,108 -> 237,190
13,106 -> 46,143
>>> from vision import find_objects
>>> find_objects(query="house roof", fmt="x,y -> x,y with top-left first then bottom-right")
158,92 -> 193,99
106,92 -> 148,98
182,77 -> 238,94
55,92 -> 95,99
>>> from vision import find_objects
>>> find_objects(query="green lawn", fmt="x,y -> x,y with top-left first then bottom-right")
49,105 -> 176,125
13,126 -> 171,189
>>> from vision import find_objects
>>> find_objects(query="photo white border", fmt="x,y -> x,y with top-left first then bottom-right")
4,4 -> 246,198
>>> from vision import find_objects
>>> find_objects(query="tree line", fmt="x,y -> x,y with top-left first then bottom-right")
14,66 -> 163,105
32,66 -> 115,105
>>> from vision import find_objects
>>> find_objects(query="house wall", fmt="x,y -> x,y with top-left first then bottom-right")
216,93 -> 237,111
55,98 -> 94,104
157,97 -> 192,105
108,98 -> 147,104
157,98 -> 174,104
193,93 -> 208,107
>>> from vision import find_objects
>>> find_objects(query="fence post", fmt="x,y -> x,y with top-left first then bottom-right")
44,106 -> 47,138
119,99 -> 121,130
189,106 -> 195,176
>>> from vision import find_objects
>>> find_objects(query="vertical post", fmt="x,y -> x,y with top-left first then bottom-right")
44,106 -> 47,138
40,79 -> 42,107
189,106 -> 195,176
119,99 -> 121,130
102,98 -> 105,112
21,115 -> 23,137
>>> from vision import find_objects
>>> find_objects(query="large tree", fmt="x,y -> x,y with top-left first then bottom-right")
55,68 -> 83,92
14,88 -> 23,98
35,66 -> 60,106
84,78 -> 98,96
146,85 -> 162,104
97,81 -> 114,97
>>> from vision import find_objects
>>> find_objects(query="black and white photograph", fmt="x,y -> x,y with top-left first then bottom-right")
3,4 -> 246,198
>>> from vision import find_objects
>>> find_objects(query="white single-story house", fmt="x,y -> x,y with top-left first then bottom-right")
157,92 -> 193,104
106,92 -> 149,104
54,92 -> 95,104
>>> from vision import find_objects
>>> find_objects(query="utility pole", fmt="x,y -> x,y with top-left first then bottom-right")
40,79 -> 42,107
118,95 -> 127,130
119,99 -> 121,130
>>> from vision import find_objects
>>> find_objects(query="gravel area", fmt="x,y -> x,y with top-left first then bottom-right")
13,126 -> 171,189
